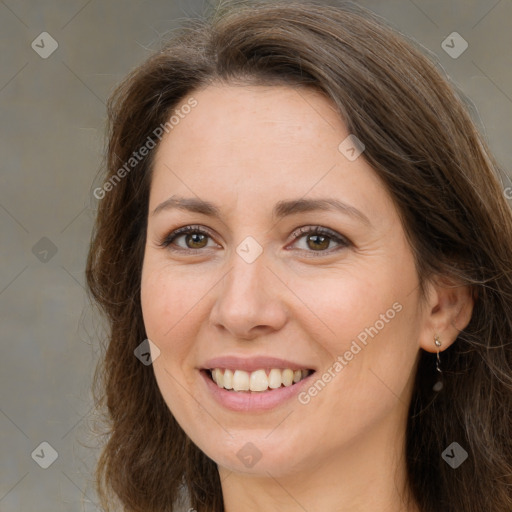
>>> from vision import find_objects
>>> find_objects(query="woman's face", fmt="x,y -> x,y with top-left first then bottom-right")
141,84 -> 429,477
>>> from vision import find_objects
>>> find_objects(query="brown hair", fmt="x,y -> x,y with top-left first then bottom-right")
86,1 -> 512,510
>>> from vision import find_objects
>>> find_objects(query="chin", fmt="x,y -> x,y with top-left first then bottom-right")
190,427 -> 314,478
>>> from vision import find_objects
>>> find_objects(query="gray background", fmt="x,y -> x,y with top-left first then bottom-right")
1,1 -> 511,511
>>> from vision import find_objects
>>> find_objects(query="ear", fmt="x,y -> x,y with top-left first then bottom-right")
418,276 -> 475,353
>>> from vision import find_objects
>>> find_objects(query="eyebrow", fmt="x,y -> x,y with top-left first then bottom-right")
152,195 -> 371,226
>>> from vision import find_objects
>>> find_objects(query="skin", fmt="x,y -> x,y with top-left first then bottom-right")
140,84 -> 474,512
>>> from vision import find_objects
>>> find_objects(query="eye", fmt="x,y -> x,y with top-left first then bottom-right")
159,225 -> 220,252
158,224 -> 351,256
288,225 -> 351,256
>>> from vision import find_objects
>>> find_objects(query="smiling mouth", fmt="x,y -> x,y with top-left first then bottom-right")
206,368 -> 314,392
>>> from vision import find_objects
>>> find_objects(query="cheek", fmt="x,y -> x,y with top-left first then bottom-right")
290,252 -> 421,409
140,262 -> 194,387
141,262 -> 205,426
285,263 -> 405,350
141,270 -> 171,342
140,258 -> 207,342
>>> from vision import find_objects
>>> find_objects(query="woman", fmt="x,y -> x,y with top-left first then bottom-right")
86,1 -> 512,511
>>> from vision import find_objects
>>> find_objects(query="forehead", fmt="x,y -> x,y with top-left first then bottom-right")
154,83 -> 343,160
149,84 -> 389,221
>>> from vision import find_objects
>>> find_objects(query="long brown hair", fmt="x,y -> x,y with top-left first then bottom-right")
86,1 -> 512,510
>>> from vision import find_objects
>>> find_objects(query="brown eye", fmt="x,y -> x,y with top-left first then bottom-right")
159,225 -> 219,252
184,232 -> 208,249
290,226 -> 350,255
305,234 -> 330,251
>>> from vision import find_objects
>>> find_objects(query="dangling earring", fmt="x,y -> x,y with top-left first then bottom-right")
434,334 -> 442,372
433,334 -> 443,392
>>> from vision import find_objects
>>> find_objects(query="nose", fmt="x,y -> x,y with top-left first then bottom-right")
209,248 -> 288,341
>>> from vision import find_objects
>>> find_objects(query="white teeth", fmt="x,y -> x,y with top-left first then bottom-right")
282,369 -> 294,387
213,368 -> 223,387
209,368 -> 311,392
232,370 -> 250,391
223,369 -> 233,389
268,368 -> 282,389
249,369 -> 268,391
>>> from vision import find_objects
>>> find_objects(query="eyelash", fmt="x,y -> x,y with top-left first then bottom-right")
158,224 -> 351,257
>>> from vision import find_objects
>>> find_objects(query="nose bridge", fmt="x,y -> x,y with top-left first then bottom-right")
210,241 -> 287,338
222,244 -> 270,309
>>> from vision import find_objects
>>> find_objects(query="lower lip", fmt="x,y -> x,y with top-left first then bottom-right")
200,370 -> 315,412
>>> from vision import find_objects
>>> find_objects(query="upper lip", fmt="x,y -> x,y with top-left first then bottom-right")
201,356 -> 316,373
